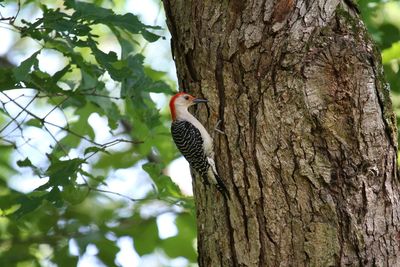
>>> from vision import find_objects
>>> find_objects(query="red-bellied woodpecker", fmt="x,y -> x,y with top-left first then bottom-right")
169,92 -> 228,197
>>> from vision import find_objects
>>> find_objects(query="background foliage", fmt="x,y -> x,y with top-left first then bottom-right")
0,0 -> 196,266
0,0 -> 399,266
359,0 -> 400,134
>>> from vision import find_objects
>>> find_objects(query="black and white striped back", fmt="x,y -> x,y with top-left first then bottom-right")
171,120 -> 209,180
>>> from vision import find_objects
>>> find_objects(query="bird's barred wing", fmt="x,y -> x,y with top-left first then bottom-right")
171,120 -> 209,177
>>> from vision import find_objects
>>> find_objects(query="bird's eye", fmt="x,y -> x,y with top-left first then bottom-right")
184,95 -> 189,100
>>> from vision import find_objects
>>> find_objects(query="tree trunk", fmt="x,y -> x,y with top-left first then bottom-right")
163,0 -> 400,266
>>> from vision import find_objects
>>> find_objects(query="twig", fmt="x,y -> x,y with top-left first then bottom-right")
0,92 -> 38,134
0,0 -> 21,24
88,187 -> 151,202
79,173 -> 155,202
11,0 -> 21,24
42,96 -> 70,120
1,92 -> 141,148
43,124 -> 69,156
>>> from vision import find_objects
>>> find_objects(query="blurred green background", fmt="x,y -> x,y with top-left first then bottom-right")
0,0 -> 399,266
359,0 -> 400,138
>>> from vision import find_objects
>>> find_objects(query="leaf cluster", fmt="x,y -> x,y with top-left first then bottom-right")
0,0 -> 196,266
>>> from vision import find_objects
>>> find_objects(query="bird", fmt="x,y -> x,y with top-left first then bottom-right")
169,92 -> 229,197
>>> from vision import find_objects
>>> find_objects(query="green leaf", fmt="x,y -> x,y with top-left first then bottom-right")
106,13 -> 161,42
26,118 -> 43,128
91,47 -> 131,81
175,213 -> 197,240
65,0 -> 161,42
0,243 -> 36,264
16,157 -> 43,178
383,64 -> 400,94
46,156 -> 85,186
0,67 -> 17,90
84,146 -> 109,156
16,157 -> 33,167
80,68 -> 101,90
52,245 -> 79,267
45,38 -> 72,54
162,236 -> 197,261
61,184 -> 88,204
95,148 -> 141,169
161,213 -> 197,262
142,162 -> 182,197
121,54 -> 173,97
377,23 -> 400,50
86,95 -> 121,130
144,67 -> 168,81
80,170 -> 107,186
46,186 -> 63,207
24,69 -> 65,93
131,217 -> 159,255
53,64 -> 71,81
95,239 -> 120,267
42,8 -> 91,36
112,29 -> 136,59
13,194 -> 45,219
12,51 -> 40,81
382,42 -> 400,64
141,30 -> 161,43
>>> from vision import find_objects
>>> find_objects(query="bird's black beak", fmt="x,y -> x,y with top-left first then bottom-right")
192,98 -> 208,104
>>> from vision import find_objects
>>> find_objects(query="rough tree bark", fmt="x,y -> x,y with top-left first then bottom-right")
163,0 -> 400,266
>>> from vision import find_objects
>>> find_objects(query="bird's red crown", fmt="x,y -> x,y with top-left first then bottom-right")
169,92 -> 190,121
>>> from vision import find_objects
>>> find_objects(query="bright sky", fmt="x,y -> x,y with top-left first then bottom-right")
0,0 -> 195,266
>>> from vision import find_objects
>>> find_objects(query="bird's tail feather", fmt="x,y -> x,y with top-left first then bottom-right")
206,157 -> 230,199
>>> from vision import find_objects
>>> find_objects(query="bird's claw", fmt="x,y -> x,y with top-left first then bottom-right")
214,120 -> 226,135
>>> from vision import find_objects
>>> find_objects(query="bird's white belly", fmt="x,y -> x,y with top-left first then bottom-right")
191,119 -> 213,155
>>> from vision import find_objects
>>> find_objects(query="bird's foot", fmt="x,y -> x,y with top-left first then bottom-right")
202,176 -> 210,186
214,120 -> 226,135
